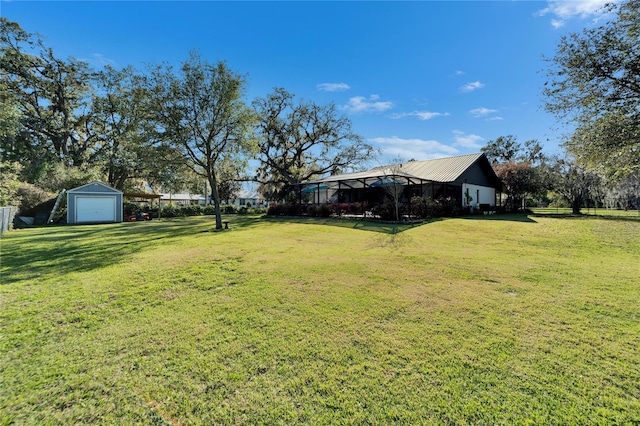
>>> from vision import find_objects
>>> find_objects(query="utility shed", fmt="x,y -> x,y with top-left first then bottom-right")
67,182 -> 123,224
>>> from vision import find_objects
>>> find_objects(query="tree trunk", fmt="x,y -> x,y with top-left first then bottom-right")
208,172 -> 223,230
572,197 -> 582,215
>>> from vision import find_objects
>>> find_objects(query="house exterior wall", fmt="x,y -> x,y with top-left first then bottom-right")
462,183 -> 496,208
454,162 -> 495,187
231,197 -> 266,207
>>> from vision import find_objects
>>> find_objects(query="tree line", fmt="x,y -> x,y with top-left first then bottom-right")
485,0 -> 640,214
0,19 -> 373,229
2,0 -> 639,225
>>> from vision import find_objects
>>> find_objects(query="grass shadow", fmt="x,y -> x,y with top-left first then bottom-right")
459,213 -> 538,223
530,211 -> 640,223
262,213 -> 541,234
261,216 -> 438,235
0,215 -> 263,285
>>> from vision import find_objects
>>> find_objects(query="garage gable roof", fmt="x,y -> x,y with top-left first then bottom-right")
67,181 -> 122,194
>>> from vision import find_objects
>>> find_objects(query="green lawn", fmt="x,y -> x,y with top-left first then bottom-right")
1,213 -> 639,424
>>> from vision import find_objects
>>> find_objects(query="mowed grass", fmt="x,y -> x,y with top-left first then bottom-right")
1,213 -> 639,425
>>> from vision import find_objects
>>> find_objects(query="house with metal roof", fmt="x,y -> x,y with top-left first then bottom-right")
300,152 -> 503,210
159,193 -> 207,206
228,190 -> 267,207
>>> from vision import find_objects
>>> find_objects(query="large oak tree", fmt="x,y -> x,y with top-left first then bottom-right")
0,18 -> 96,176
253,88 -> 375,201
92,65 -> 185,191
544,0 -> 640,179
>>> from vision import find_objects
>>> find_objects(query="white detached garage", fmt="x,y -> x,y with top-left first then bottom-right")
67,182 -> 123,224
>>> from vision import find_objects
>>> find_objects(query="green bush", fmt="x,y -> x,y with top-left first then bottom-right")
181,204 -> 203,216
409,196 -> 460,219
123,201 -> 141,216
267,203 -> 301,216
16,184 -> 53,214
318,204 -> 332,217
373,201 -> 405,221
159,204 -> 264,218
203,205 -> 217,215
437,196 -> 460,217
252,207 -> 267,215
221,204 -> 237,214
160,205 -> 186,218
267,204 -> 282,216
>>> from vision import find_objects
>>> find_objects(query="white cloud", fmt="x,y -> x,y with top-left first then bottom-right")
452,130 -> 485,149
80,53 -> 116,66
487,116 -> 504,121
391,111 -> 450,121
317,82 -> 350,92
370,136 -> 459,161
459,81 -> 485,93
343,95 -> 393,114
455,70 -> 465,76
537,0 -> 617,27
469,107 -> 497,117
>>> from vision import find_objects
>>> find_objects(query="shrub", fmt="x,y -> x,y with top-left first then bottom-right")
123,201 -> 141,216
330,203 -> 350,216
181,204 -> 203,216
16,184 -> 53,214
161,205 -> 186,218
267,204 -> 282,216
282,202 -> 300,216
252,207 -> 267,215
437,196 -> 460,217
221,204 -> 237,214
372,201 -> 409,221
409,196 -> 461,219
318,204 -> 332,217
203,204 -> 217,215
266,203 -> 301,216
410,196 -> 428,218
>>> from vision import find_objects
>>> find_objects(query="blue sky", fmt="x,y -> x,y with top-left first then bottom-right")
1,0 -> 616,166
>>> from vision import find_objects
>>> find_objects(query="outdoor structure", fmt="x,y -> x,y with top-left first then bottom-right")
300,152 -> 503,211
124,192 -> 162,218
159,193 -> 207,206
228,190 -> 266,207
67,182 -> 123,224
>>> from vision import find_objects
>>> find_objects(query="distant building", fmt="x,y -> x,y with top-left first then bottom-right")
160,193 -> 207,206
228,190 -> 266,207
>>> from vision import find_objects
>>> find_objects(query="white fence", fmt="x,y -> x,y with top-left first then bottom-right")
1,206 -> 17,235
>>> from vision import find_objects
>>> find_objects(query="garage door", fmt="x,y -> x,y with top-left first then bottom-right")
76,196 -> 116,223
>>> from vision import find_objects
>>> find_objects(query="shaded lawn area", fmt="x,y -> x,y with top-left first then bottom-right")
1,214 -> 639,424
